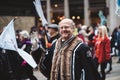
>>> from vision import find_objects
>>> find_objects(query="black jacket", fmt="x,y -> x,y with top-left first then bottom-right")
37,38 -> 101,80
72,43 -> 101,80
0,48 -> 22,80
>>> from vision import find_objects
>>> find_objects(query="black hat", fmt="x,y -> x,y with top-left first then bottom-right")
48,24 -> 58,29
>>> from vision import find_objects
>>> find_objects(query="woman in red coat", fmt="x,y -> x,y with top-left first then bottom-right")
94,25 -> 111,80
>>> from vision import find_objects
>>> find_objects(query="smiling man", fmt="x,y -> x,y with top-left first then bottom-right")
50,18 -> 101,80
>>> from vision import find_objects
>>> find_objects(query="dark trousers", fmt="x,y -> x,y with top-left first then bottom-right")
94,58 -> 107,80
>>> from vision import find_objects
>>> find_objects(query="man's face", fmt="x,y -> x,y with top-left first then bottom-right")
47,27 -> 56,36
59,25 -> 74,40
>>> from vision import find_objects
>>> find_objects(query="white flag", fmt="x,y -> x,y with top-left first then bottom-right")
0,19 -> 37,68
33,0 -> 48,26
18,49 -> 37,68
0,19 -> 18,50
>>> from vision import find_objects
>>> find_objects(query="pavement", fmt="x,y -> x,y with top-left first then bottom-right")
34,56 -> 120,80
106,56 -> 120,80
34,71 -> 47,80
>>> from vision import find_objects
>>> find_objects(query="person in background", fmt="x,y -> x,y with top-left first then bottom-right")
46,24 -> 60,48
19,30 -> 38,80
29,26 -> 43,65
78,25 -> 93,44
111,27 -> 118,56
105,27 -> 113,74
16,29 -> 22,48
78,25 -> 88,43
94,23 -> 100,36
31,24 -> 60,79
86,26 -> 95,58
116,26 -> 120,63
93,25 -> 111,80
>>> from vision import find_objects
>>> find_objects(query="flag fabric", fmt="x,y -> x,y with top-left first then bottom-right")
18,49 -> 37,68
115,0 -> 120,16
0,19 -> 18,51
33,0 -> 48,26
0,19 -> 37,68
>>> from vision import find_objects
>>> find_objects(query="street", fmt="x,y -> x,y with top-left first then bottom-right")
106,56 -> 120,80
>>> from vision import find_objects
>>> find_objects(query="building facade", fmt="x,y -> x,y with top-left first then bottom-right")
0,0 -> 120,33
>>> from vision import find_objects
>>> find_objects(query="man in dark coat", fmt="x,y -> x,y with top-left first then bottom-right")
33,20 -> 101,80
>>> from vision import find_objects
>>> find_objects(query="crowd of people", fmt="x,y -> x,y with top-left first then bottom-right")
0,18 -> 120,80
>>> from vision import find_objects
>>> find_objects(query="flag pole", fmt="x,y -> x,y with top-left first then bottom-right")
38,18 -> 49,49
33,0 -> 49,49
13,17 -> 18,22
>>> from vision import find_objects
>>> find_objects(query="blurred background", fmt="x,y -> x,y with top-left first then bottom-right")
0,0 -> 120,34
